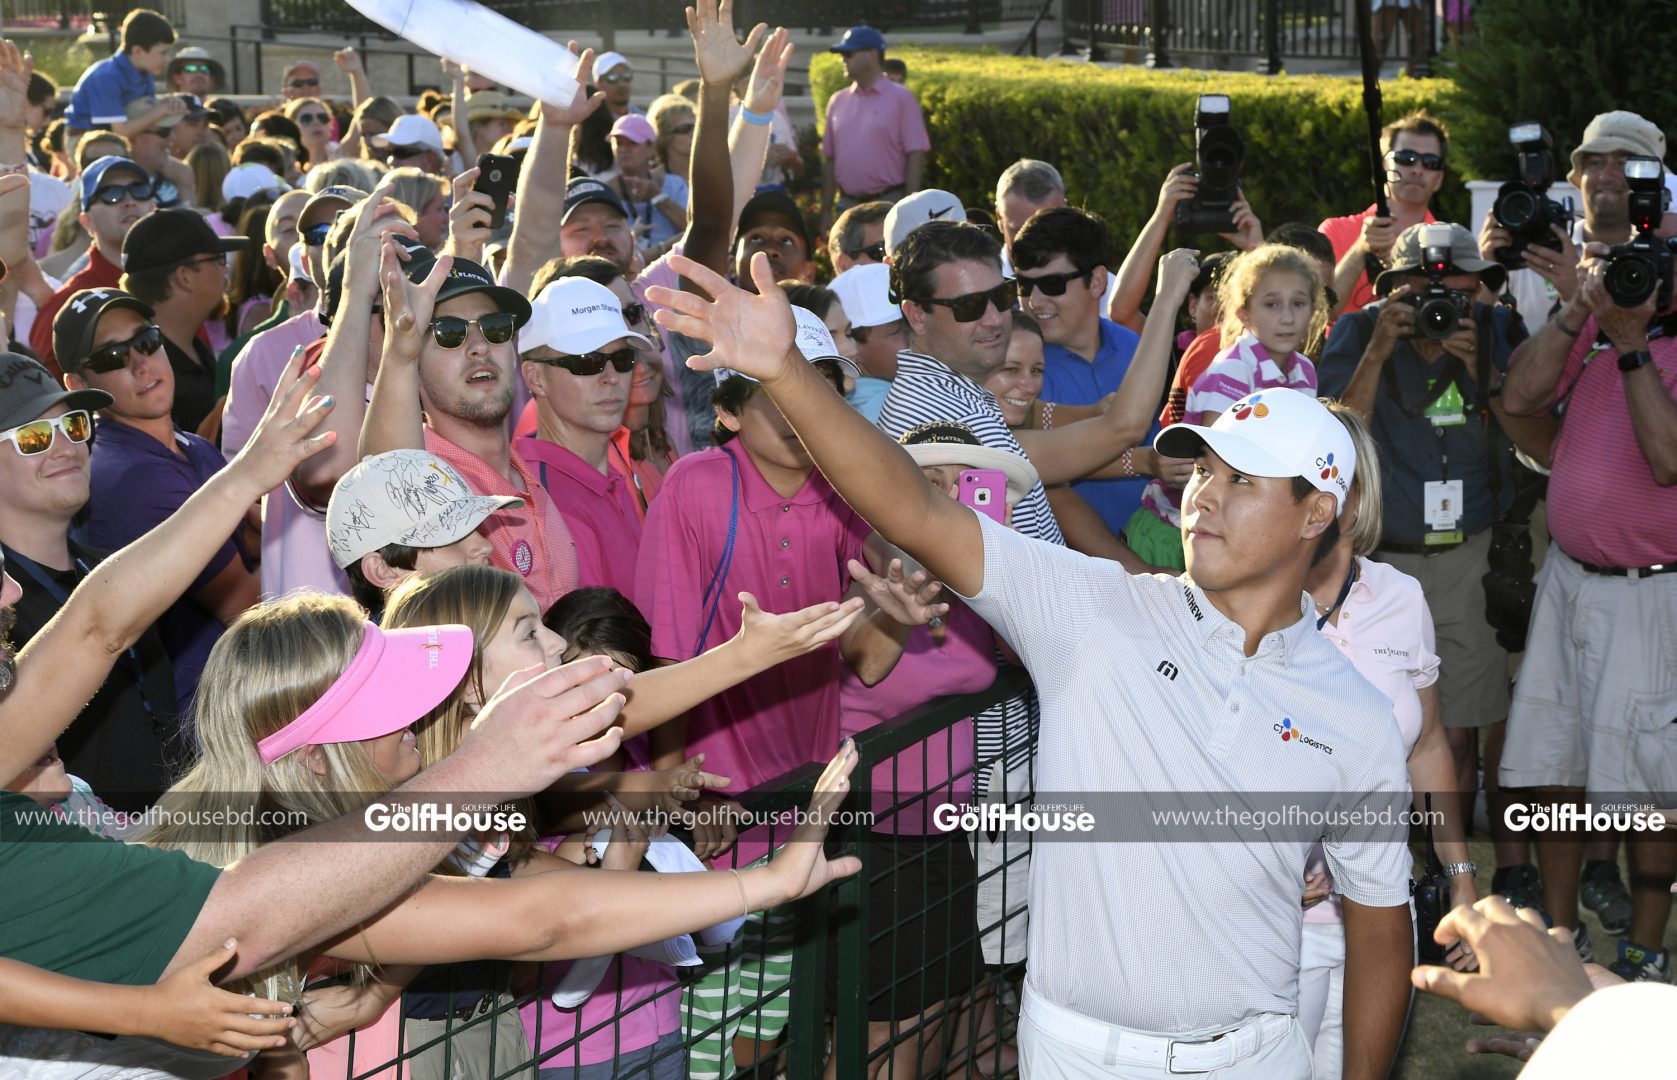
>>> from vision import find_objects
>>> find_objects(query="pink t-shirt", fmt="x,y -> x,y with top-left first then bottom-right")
518,436 -> 643,603
838,602 -> 992,834
635,445 -> 868,865
1318,204 -> 1438,316
821,79 -> 931,197
1541,321 -> 1677,568
1305,556 -> 1438,926
519,955 -> 678,1068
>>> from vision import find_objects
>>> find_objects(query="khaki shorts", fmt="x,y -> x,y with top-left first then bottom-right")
1375,529 -> 1510,729
1500,547 -> 1677,802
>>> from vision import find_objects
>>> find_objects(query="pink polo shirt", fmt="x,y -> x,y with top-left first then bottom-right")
839,602 -> 992,835
821,78 -> 931,197
518,436 -> 643,603
222,309 -> 327,459
1306,556 -> 1438,926
1318,204 -> 1438,315
423,429 -> 580,613
1540,321 -> 1677,568
635,445 -> 868,865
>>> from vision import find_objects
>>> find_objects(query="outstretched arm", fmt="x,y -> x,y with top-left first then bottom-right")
502,45 -> 601,298
684,0 -> 768,276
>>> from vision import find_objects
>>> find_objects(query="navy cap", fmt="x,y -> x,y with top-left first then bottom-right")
831,26 -> 887,54
79,157 -> 151,211
563,176 -> 626,224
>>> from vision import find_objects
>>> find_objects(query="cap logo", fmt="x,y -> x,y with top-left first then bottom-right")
928,205 -> 953,219
422,627 -> 443,669
1232,393 -> 1269,420
570,302 -> 615,318
1317,452 -> 1347,494
0,358 -> 50,389
68,290 -> 114,314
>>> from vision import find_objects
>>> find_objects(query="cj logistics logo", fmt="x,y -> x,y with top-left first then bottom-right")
1274,716 -> 1334,755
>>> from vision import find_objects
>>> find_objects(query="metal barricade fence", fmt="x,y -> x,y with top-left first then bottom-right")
320,665 -> 1035,1080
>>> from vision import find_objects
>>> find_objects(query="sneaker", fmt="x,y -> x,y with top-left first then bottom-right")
1580,862 -> 1634,936
1572,924 -> 1595,965
1493,863 -> 1548,922
1607,940 -> 1672,983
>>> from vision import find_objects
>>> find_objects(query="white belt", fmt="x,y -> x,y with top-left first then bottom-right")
1022,987 -> 1293,1074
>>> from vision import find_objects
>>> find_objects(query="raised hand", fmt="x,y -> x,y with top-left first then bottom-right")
741,26 -> 794,115
1155,247 -> 1202,301
333,47 -> 364,75
0,38 -> 33,130
648,753 -> 732,820
346,197 -> 419,300
847,558 -> 948,628
141,939 -> 294,1055
446,167 -> 495,262
734,591 -> 864,667
225,346 -> 336,497
1153,162 -> 1197,219
1220,195 -> 1264,252
379,237 -> 452,367
456,656 -> 630,798
688,0 -> 767,86
540,42 -> 603,127
647,253 -> 799,382
761,740 -> 863,902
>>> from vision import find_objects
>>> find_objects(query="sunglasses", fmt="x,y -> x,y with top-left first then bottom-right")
384,144 -> 430,160
621,301 -> 648,327
665,122 -> 695,136
287,78 -> 321,89
179,62 -> 213,74
913,279 -> 1018,323
2,410 -> 93,456
845,241 -> 886,262
530,348 -> 638,376
599,72 -> 633,85
83,325 -> 165,374
301,221 -> 333,247
91,180 -> 155,205
1017,268 -> 1093,298
429,312 -> 519,349
297,111 -> 330,125
1388,148 -> 1445,172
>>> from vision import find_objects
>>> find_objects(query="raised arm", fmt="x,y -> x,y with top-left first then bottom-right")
0,44 -> 32,317
686,0 -> 767,276
649,254 -> 985,595
501,45 -> 599,298
442,60 -> 477,168
727,28 -> 793,229
334,47 -> 371,108
359,240 -> 451,458
1108,163 -> 1194,331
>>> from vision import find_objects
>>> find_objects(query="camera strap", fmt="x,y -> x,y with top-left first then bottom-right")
1380,349 -> 1467,420
1477,310 -> 1506,504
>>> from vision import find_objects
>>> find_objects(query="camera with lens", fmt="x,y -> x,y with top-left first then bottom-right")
1491,123 -> 1574,269
1173,95 -> 1245,235
1603,155 -> 1677,308
1402,224 -> 1474,341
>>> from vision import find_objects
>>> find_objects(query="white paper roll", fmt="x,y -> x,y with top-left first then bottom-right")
344,0 -> 580,105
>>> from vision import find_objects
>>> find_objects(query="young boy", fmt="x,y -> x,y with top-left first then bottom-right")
64,9 -> 179,142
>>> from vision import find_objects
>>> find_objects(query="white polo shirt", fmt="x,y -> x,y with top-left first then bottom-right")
959,513 -> 1412,1033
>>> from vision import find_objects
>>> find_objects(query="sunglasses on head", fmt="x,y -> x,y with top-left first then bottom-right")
179,62 -> 213,74
83,325 -> 165,374
92,180 -> 155,205
845,241 -> 886,262
429,312 -> 519,349
1388,148 -> 1445,172
2,410 -> 93,456
297,111 -> 330,125
530,347 -> 638,376
913,279 -> 1018,323
1017,267 -> 1093,298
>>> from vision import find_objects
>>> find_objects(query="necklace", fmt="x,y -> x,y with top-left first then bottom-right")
1314,558 -> 1359,631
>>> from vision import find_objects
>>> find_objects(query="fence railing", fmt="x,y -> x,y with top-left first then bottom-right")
315,664 -> 1035,1080
3,0 -> 187,32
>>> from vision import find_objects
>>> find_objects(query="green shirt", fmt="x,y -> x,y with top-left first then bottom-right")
0,791 -> 220,984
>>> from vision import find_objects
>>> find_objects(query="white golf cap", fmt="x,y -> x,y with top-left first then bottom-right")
594,51 -> 631,76
288,242 -> 313,284
368,114 -> 444,154
221,162 -> 290,203
898,421 -> 1039,507
327,450 -> 523,569
521,277 -> 653,356
716,307 -> 861,385
1154,387 -> 1355,513
828,263 -> 899,329
884,189 -> 967,257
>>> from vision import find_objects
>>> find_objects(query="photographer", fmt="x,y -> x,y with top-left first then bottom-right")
1319,223 -> 1531,905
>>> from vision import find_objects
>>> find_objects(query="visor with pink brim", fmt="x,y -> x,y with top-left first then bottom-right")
257,622 -> 475,766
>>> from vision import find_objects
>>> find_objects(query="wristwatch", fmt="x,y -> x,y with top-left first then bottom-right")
1443,860 -> 1477,878
1619,348 -> 1655,373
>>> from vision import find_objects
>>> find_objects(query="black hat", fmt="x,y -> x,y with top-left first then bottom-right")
562,177 -> 625,224
411,253 -> 533,328
52,289 -> 157,375
0,354 -> 111,430
737,190 -> 813,256
120,208 -> 250,275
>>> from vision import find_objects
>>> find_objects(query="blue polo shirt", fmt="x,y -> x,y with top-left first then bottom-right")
1040,316 -> 1152,536
83,418 -> 247,717
65,52 -> 155,131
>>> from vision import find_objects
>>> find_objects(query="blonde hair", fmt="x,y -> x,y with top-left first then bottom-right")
1217,243 -> 1330,358
1324,399 -> 1384,557
186,139 -> 230,213
136,592 -> 391,1001
647,94 -> 696,168
383,166 -> 445,220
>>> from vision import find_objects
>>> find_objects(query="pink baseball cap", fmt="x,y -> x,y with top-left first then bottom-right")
257,622 -> 474,765
609,114 -> 657,144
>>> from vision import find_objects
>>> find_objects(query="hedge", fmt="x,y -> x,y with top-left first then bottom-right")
811,49 -> 1475,248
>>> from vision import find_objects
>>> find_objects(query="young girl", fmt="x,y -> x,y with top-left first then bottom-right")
1129,244 -> 1329,570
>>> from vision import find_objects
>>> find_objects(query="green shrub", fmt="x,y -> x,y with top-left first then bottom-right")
812,49 -> 1478,245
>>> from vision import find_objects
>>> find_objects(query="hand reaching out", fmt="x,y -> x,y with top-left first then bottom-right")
0,38 -> 33,130
540,42 -> 604,128
741,26 -> 794,115
734,591 -> 865,667
688,0 -> 767,86
647,253 -> 799,382
140,939 -> 295,1056
379,237 -> 452,366
847,558 -> 948,628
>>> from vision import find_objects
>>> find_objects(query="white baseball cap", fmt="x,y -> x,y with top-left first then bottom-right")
287,242 -> 314,284
884,189 -> 967,257
716,307 -> 861,385
521,277 -> 653,356
369,114 -> 445,154
594,51 -> 632,77
828,264 -> 899,329
327,450 -> 523,569
1154,387 -> 1355,512
221,162 -> 290,203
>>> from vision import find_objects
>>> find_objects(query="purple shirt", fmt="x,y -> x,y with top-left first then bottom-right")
518,437 -> 643,603
84,418 -> 246,714
821,79 -> 931,196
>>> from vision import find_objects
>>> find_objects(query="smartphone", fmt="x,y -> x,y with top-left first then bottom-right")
473,153 -> 519,230
958,469 -> 1008,526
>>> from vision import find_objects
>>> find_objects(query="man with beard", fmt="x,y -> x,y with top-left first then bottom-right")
1320,112 -> 1447,316
117,208 -> 249,433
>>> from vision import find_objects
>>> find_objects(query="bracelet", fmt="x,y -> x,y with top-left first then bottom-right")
1550,312 -> 1583,338
1040,401 -> 1055,430
740,107 -> 774,127
1120,447 -> 1136,477
728,868 -> 752,917
1443,860 -> 1477,879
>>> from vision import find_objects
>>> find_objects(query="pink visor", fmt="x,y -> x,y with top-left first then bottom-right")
257,621 -> 474,766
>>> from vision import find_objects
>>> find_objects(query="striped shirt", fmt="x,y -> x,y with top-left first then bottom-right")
1543,320 -> 1677,567
877,349 -> 1059,786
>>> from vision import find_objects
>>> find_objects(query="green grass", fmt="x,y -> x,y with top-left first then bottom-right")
18,36 -> 96,90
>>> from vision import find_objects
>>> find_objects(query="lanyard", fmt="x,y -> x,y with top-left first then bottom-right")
1315,558 -> 1359,631
607,438 -> 649,515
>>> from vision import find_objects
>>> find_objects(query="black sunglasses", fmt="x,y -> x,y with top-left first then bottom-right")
297,111 -> 330,125
845,241 -> 886,262
83,325 -> 165,374
384,144 -> 431,160
1017,268 -> 1093,298
429,313 -> 518,349
92,180 -> 155,205
1388,148 -> 1445,172
530,347 -> 638,376
621,301 -> 648,327
665,122 -> 695,136
913,279 -> 1018,323
301,222 -> 332,247
287,77 -> 320,89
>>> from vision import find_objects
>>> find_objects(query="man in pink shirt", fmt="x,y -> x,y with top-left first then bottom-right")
1319,112 -> 1445,316
819,26 -> 930,233
518,276 -> 650,601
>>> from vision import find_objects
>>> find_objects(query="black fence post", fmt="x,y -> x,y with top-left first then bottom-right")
599,0 -> 617,52
1145,0 -> 1170,68
1260,0 -> 1282,73
1409,0 -> 1434,76
1085,0 -> 1107,61
965,0 -> 984,34
1059,0 -> 1081,55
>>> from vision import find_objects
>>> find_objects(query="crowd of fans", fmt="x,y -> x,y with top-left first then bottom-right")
0,3 -> 1673,1078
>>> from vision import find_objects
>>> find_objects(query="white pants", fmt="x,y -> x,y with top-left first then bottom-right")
1297,922 -> 1346,1080
1018,991 -> 1312,1079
